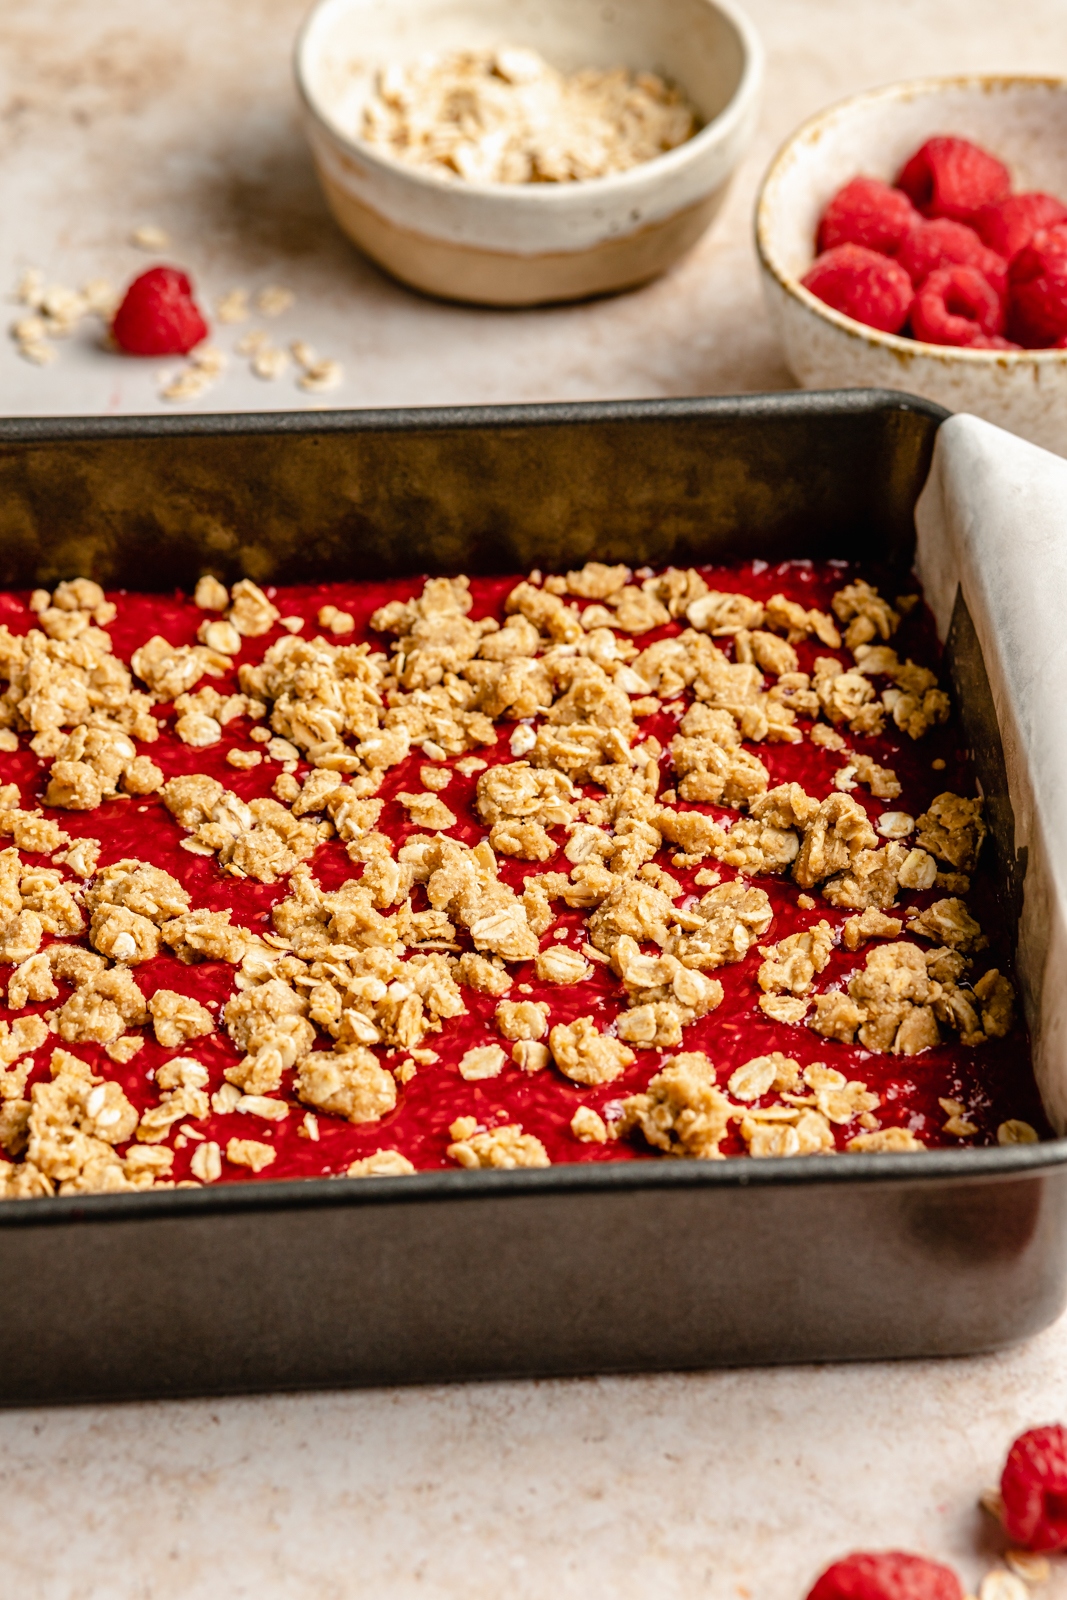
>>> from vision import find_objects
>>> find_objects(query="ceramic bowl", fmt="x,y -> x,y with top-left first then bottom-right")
295,0 -> 763,307
756,76 -> 1067,456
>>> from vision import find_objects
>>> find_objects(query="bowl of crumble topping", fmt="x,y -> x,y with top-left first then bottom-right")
295,0 -> 763,305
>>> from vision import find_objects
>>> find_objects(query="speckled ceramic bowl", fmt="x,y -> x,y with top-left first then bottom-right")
756,77 -> 1067,456
295,0 -> 763,307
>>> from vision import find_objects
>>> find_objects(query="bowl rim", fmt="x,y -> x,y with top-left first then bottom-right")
754,72 -> 1067,365
293,0 -> 765,206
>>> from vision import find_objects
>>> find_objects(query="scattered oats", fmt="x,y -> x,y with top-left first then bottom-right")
235,328 -> 269,356
279,615 -> 304,634
18,341 -> 57,366
216,287 -> 250,324
237,1094 -> 290,1122
510,724 -> 537,757
420,765 -> 452,791
299,1111 -> 320,1141
944,1113 -> 978,1138
980,1573 -> 1029,1600
797,893 -> 816,909
290,340 -> 317,368
1005,1553 -> 1050,1584
571,1105 -> 608,1143
876,811 -> 915,839
105,1036 -> 145,1064
226,748 -> 262,769
251,345 -> 289,380
266,736 -> 301,763
318,604 -> 355,635
190,1140 -> 222,1183
16,267 -> 45,307
998,1119 -> 1039,1145
255,285 -> 295,316
0,731 -> 17,753
298,357 -> 343,394
250,726 -> 272,743
512,1040 -> 550,1072
191,345 -> 227,377
932,758 -> 946,771
694,868 -> 722,887
347,1148 -> 416,1176
456,756 -> 488,777
82,278 -> 118,317
980,1488 -> 1006,1524
581,943 -> 610,964
198,617 -> 242,654
130,224 -> 170,250
458,1043 -> 507,1080
226,1137 -> 276,1172
758,994 -> 811,1024
11,315 -> 46,344
212,1083 -> 242,1115
395,1057 -> 417,1085
160,366 -> 214,403
194,574 -> 229,611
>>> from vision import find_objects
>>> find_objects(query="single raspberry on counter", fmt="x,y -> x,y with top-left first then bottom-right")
806,1551 -> 963,1600
1001,1424 -> 1067,1550
817,177 -> 921,256
1007,225 -> 1067,347
801,244 -> 914,333
910,265 -> 1005,345
896,137 -> 1011,223
111,266 -> 209,356
973,192 -> 1067,260
897,218 -> 1007,297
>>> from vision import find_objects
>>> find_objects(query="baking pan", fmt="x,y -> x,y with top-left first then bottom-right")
0,388 -> 1064,1405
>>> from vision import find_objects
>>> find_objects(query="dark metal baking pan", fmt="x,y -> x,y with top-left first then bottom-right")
0,387 -> 1064,1405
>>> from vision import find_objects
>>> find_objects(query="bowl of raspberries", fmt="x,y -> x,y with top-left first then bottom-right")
756,76 -> 1067,455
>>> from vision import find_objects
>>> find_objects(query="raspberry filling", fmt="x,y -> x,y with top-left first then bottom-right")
0,562 -> 1041,1197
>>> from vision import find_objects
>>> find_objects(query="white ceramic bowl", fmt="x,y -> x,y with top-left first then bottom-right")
756,77 -> 1067,456
295,0 -> 763,307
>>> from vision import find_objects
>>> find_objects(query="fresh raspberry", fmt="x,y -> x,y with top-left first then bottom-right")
895,137 -> 1011,223
968,333 -> 1021,350
806,1551 -> 963,1600
111,266 -> 209,356
897,219 -> 1007,297
973,192 -> 1067,260
1007,225 -> 1067,347
817,177 -> 921,256
910,265 -> 1005,345
1001,1425 -> 1067,1550
802,244 -> 914,333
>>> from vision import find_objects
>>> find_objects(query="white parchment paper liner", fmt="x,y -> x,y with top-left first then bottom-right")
916,413 -> 1067,1134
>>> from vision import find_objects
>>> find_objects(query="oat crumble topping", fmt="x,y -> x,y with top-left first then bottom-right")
0,561 -> 1038,1196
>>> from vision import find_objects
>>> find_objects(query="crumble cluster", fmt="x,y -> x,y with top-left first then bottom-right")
0,564 -> 1032,1197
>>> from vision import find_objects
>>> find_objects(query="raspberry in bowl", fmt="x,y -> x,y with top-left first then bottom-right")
755,77 -> 1067,456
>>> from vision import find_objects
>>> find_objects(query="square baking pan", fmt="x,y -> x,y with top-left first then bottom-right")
0,388 -> 1064,1405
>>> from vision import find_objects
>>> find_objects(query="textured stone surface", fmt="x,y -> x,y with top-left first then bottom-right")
1,0 -> 1065,417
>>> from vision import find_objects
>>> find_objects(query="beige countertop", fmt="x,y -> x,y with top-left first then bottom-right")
4,0 -> 1067,1595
